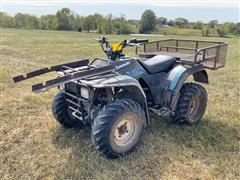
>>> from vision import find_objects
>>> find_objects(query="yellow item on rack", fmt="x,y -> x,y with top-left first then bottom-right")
112,44 -> 123,52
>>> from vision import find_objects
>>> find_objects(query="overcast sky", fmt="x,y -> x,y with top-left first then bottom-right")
1,0 -> 239,23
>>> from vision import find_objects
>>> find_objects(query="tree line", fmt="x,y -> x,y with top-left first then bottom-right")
1,8 -> 239,37
139,10 -> 240,37
0,8 -> 133,34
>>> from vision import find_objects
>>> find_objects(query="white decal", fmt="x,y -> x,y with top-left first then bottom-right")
115,62 -> 131,69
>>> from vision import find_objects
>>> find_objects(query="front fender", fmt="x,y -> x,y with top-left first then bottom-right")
81,75 -> 150,124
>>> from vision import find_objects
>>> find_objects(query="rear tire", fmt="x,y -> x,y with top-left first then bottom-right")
91,99 -> 146,158
52,92 -> 83,128
174,83 -> 207,125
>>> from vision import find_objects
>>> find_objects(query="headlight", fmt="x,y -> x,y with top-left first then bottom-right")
80,87 -> 90,99
59,84 -> 65,90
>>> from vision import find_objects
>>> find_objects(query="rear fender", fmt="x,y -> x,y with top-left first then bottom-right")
165,64 -> 207,111
81,75 -> 150,124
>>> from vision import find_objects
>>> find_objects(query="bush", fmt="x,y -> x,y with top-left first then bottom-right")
217,27 -> 228,37
202,28 -> 211,37
174,17 -> 188,28
113,21 -> 132,34
194,21 -> 204,30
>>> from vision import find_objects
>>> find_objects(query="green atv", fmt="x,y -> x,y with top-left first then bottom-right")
13,37 -> 228,158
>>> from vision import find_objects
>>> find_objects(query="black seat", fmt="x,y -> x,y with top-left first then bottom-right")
138,55 -> 176,74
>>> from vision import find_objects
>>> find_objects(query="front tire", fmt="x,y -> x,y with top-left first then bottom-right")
174,83 -> 208,125
52,92 -> 83,128
92,99 -> 146,158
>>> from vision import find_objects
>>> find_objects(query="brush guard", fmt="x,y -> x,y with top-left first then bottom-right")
63,84 -> 91,122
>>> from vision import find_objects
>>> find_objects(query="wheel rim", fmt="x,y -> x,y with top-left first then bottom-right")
110,113 -> 140,153
188,94 -> 203,122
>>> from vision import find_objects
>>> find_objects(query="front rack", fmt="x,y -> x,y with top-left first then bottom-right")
13,58 -> 117,93
136,39 -> 228,70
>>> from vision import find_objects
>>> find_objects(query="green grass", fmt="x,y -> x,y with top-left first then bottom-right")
157,27 -> 202,36
0,28 -> 239,179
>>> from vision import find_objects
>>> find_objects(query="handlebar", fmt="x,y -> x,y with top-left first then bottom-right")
93,37 -> 148,60
94,37 -> 148,46
128,38 -> 149,44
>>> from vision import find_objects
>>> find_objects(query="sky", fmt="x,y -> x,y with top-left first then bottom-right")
1,0 -> 240,23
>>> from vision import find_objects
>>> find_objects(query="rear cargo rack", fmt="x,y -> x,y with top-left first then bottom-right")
136,39 -> 228,70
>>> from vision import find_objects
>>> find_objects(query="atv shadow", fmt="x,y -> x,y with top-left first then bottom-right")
51,115 -> 239,179
148,114 -> 239,153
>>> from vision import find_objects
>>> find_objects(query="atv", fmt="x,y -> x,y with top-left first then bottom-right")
13,37 -> 228,158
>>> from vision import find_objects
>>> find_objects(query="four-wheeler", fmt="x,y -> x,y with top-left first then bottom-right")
13,37 -> 228,158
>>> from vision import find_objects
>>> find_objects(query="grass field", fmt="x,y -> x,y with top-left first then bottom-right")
0,28 -> 239,180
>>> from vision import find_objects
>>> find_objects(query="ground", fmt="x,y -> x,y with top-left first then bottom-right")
0,28 -> 239,180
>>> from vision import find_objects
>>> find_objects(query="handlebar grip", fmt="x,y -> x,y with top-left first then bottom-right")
93,36 -> 109,43
92,38 -> 101,41
128,43 -> 140,47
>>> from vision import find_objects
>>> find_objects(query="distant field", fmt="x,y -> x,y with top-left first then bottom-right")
157,27 -> 202,36
0,28 -> 239,179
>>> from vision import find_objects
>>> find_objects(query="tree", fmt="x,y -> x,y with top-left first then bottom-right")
157,17 -> 167,26
14,13 -> 26,28
0,12 -> 15,28
93,13 -> 104,34
174,17 -> 188,28
40,15 -> 58,30
167,20 -> 174,26
83,15 -> 96,32
73,15 -> 84,32
28,15 -> 39,29
56,8 -> 73,30
103,14 -> 113,34
221,22 -> 240,36
112,15 -> 132,34
230,23 -> 240,35
14,13 -> 39,29
139,10 -> 156,33
193,21 -> 204,30
208,20 -> 218,29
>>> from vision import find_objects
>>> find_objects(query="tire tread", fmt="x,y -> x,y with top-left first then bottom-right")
174,83 -> 207,125
92,99 -> 145,158
52,92 -> 83,128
